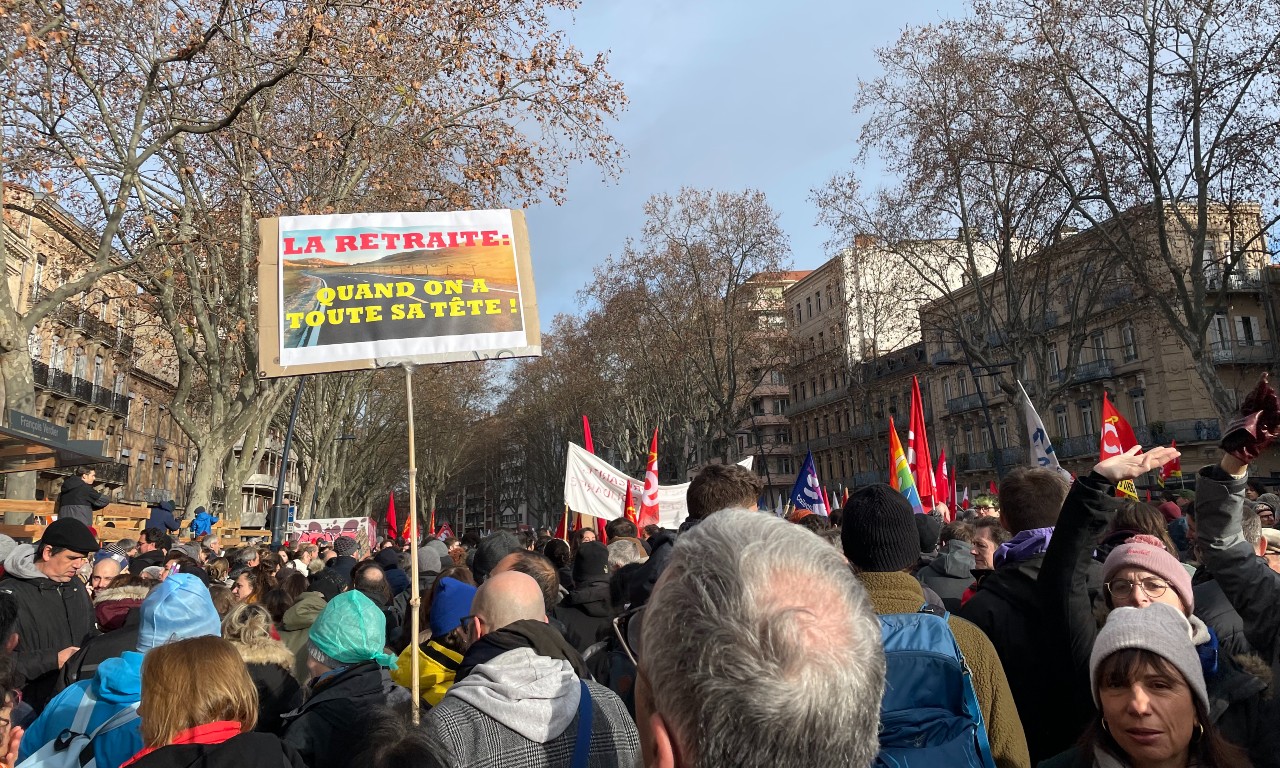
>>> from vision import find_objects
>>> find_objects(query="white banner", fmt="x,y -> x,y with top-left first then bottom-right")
563,443 -> 752,530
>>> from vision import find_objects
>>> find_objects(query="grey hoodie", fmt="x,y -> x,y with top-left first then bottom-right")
445,647 -> 579,743
5,543 -> 45,580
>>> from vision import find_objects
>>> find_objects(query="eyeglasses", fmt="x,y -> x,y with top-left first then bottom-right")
612,605 -> 645,666
975,505 -> 996,511
1106,577 -> 1169,599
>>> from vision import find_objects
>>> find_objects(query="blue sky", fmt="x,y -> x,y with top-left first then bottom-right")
524,0 -> 968,321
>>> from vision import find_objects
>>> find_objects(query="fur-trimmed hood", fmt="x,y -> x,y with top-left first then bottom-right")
231,637 -> 296,672
93,584 -> 150,606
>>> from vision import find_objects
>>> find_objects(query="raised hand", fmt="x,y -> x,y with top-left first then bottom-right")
1221,373 -> 1280,464
1093,445 -> 1181,484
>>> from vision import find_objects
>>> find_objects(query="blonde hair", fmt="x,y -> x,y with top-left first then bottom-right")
221,602 -> 274,645
139,636 -> 257,747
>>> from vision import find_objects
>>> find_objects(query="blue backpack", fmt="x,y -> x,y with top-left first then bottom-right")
874,606 -> 996,768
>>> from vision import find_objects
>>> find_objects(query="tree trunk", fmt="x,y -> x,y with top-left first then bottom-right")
1,347 -> 38,514
188,439 -> 232,525
1189,351 -> 1240,424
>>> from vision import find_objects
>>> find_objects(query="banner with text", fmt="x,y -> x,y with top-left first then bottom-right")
257,210 -> 540,376
563,442 -> 752,529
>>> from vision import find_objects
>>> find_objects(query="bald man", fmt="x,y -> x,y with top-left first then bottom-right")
430,572 -> 640,767
89,557 -> 124,596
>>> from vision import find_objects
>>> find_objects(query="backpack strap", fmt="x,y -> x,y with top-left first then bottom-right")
75,703 -> 141,768
569,681 -> 594,768
917,604 -> 996,768
51,692 -> 100,753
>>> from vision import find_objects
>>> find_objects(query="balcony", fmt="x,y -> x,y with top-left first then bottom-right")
1058,434 -> 1099,459
91,384 -> 113,410
1032,310 -> 1059,332
71,377 -> 94,403
957,452 -> 992,472
1210,340 -> 1274,366
111,393 -> 130,416
32,360 -> 49,388
852,470 -> 882,487
1144,419 -> 1222,445
117,332 -> 135,356
81,315 -> 113,341
88,461 -> 129,487
805,432 -> 853,452
931,348 -> 958,365
1208,268 -> 1264,292
49,369 -> 72,396
789,386 -> 848,414
1061,358 -> 1113,384
851,418 -> 890,440
946,393 -> 984,415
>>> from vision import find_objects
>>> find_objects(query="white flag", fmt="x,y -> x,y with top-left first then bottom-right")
1016,381 -> 1073,483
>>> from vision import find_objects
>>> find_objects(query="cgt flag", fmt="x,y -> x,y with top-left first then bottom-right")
1159,439 -> 1183,487
638,429 -> 660,529
935,449 -> 952,522
1101,396 -> 1141,500
888,417 -> 925,514
789,451 -> 828,516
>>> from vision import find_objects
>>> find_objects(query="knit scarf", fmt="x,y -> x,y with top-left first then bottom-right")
993,527 -> 1054,568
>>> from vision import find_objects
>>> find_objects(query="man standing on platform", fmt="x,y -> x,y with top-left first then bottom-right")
56,467 -> 111,528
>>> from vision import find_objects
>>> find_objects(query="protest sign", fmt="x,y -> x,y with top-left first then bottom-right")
257,210 -> 540,377
288,516 -> 376,554
563,443 -> 752,529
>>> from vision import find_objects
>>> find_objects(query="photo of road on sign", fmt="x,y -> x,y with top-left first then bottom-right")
260,209 -> 540,373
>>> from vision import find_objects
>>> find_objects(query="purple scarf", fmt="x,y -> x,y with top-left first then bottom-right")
993,526 -> 1054,568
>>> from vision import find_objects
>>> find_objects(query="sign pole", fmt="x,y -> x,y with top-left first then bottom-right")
404,364 -> 422,724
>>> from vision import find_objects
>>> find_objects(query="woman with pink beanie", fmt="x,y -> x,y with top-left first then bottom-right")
1040,445 -> 1278,766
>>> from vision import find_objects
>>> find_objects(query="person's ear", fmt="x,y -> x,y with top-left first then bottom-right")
1257,538 -> 1268,558
5,633 -> 17,653
647,712 -> 679,768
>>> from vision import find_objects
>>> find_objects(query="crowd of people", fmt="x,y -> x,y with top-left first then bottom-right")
0,378 -> 1276,768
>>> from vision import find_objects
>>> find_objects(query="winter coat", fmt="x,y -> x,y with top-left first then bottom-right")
20,651 -> 144,768
189,510 -> 219,538
389,639 -> 463,708
857,571 -> 1031,768
1194,466 -> 1280,667
229,638 -> 303,736
1194,577 -> 1255,659
280,660 -> 412,768
279,591 -> 327,683
56,474 -> 111,527
0,543 -> 96,710
551,579 -> 612,653
976,502 -> 1103,765
428,647 -> 640,768
57,584 -> 151,692
146,502 -> 180,534
627,528 -> 677,607
124,730 -> 308,768
130,549 -> 167,573
916,539 -> 977,613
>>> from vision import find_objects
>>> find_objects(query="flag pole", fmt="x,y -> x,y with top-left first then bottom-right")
404,364 -> 422,725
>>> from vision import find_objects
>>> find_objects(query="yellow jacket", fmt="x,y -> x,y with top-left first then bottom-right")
390,639 -> 463,707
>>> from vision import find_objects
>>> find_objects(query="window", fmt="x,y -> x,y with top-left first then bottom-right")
1092,333 -> 1106,362
774,398 -> 789,414
776,429 -> 790,444
113,373 -> 125,395
1056,411 -> 1070,439
93,356 -> 104,388
817,331 -> 824,349
816,292 -> 822,312
1133,395 -> 1148,427
998,422 -> 1009,448
823,415 -> 830,436
1121,323 -> 1138,361
32,257 -> 44,297
1210,313 -> 1230,348
943,378 -> 953,401
964,429 -> 974,455
73,349 -> 86,379
795,304 -> 802,325
1237,316 -> 1260,345
806,297 -> 812,319
737,436 -> 746,453
1049,344 -> 1061,377
752,400 -> 765,416
1080,402 -> 1095,435
957,375 -> 967,396
27,329 -> 40,359
799,382 -> 806,400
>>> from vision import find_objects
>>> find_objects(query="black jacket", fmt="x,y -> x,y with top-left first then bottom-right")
628,528 -> 677,607
126,732 -> 308,768
961,540 -> 1098,765
1194,577 -> 1255,659
552,579 -> 612,653
248,662 -> 302,736
57,607 -> 141,692
55,475 -> 110,527
916,540 -> 976,614
280,661 -> 404,768
147,504 -> 180,533
0,547 -> 96,711
130,549 -> 168,572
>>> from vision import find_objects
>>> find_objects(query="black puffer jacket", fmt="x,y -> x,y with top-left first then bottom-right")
231,638 -> 303,736
628,528 -> 677,607
280,661 -> 411,768
0,544 -> 96,711
1195,576 -> 1254,659
126,732 -> 308,768
552,580 -> 612,653
916,539 -> 976,613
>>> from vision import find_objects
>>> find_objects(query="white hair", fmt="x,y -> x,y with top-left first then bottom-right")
642,508 -> 885,768
606,538 -> 647,571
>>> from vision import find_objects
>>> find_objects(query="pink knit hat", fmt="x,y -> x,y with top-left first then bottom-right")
1102,534 -> 1193,612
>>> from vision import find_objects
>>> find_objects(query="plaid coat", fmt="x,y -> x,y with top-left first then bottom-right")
428,678 -> 640,768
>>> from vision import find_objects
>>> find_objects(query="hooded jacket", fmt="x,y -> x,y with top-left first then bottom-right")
189,508 -> 218,538
57,474 -> 111,527
551,580 -> 612,653
19,651 -> 145,768
279,661 -> 410,768
0,542 -> 96,709
428,647 -> 640,768
858,571 -> 1030,768
229,637 -> 303,736
57,584 -> 151,692
390,639 -> 463,708
917,539 -> 977,613
279,591 -> 327,682
146,501 -> 180,533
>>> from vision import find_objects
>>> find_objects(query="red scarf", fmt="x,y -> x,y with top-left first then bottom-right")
122,721 -> 243,767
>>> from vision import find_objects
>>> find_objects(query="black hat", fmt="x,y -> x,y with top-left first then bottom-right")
572,541 -> 610,584
40,518 -> 99,555
840,485 -> 919,573
915,513 -> 942,555
374,548 -> 401,570
310,567 -> 350,601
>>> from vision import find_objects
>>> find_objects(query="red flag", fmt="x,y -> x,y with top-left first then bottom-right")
935,449 -> 951,508
622,482 -> 638,524
554,508 -> 569,541
907,376 -> 936,511
386,493 -> 399,540
638,428 -> 660,528
1159,439 -> 1183,486
436,522 -> 454,541
842,487 -> 850,505
582,415 -> 595,454
427,508 -> 436,538
960,488 -> 971,510
1145,488 -> 1152,502
988,480 -> 999,495
1101,396 -> 1140,500
596,516 -> 608,544
820,486 -> 832,517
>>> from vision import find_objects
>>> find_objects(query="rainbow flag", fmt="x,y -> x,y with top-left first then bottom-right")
889,416 -> 925,514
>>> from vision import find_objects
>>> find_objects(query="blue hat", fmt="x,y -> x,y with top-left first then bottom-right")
429,577 -> 477,638
137,573 -> 221,654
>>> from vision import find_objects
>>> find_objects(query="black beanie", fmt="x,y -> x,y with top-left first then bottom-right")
841,484 -> 919,572
915,513 -> 942,554
573,541 -> 610,584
